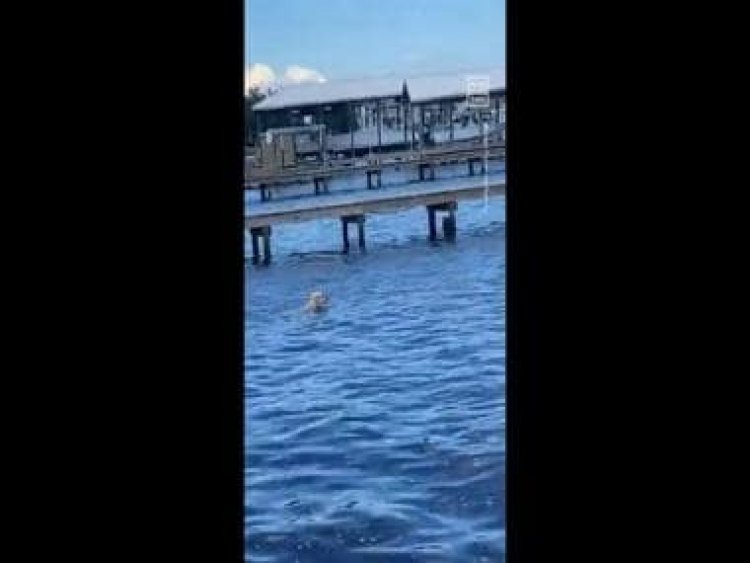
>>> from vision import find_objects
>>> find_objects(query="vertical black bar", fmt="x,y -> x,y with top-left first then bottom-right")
377,99 -> 382,153
403,99 -> 408,144
420,105 -> 424,148
350,102 -> 355,159
250,230 -> 259,264
357,217 -> 365,249
450,102 -> 454,141
443,214 -> 456,241
341,217 -> 349,253
427,206 -> 437,241
262,229 -> 271,264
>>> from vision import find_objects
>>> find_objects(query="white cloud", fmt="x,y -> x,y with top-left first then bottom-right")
245,63 -> 327,95
245,63 -> 276,94
282,65 -> 327,85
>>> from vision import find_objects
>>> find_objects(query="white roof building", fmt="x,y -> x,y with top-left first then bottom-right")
252,69 -> 505,111
253,76 -> 406,111
407,69 -> 506,104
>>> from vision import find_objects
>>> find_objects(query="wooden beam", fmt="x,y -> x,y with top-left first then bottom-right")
246,181 -> 505,229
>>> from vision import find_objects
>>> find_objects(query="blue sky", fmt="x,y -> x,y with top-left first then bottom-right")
246,0 -> 505,84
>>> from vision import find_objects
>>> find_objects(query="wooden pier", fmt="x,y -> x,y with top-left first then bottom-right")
245,141 -> 505,201
245,173 -> 505,263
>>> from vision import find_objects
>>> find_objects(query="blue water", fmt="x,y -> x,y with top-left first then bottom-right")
245,172 -> 505,562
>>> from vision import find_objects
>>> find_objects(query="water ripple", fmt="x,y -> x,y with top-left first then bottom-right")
246,197 -> 505,561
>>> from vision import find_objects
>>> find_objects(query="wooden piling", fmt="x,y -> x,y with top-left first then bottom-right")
357,216 -> 366,249
250,229 -> 260,264
313,176 -> 328,195
427,206 -> 437,241
341,214 -> 366,253
262,227 -> 272,264
341,216 -> 350,253
443,212 -> 456,241
426,202 -> 457,241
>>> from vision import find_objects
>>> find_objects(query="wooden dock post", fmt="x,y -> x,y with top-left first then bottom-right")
357,215 -> 366,250
314,176 -> 327,195
427,206 -> 437,241
418,162 -> 436,182
341,214 -> 366,253
341,216 -> 350,253
443,209 -> 456,241
262,226 -> 272,264
426,201 -> 457,241
250,228 -> 260,264
366,169 -> 381,189
468,157 -> 485,176
250,226 -> 272,264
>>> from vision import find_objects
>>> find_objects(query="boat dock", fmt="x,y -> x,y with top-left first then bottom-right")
245,171 -> 506,264
246,141 -> 505,200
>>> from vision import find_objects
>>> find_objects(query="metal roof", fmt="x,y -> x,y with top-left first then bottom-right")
252,69 -> 506,111
407,69 -> 506,103
253,76 -> 406,111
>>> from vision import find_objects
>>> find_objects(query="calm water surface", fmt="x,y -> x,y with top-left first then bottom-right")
245,166 -> 505,562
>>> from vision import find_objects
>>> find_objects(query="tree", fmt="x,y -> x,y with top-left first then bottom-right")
244,87 -> 267,145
